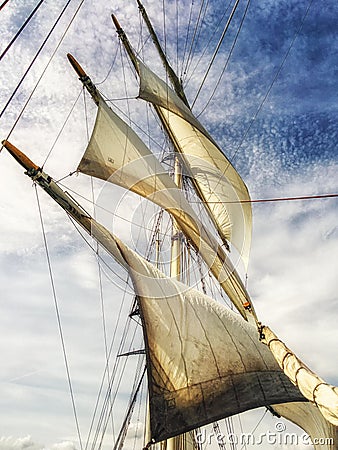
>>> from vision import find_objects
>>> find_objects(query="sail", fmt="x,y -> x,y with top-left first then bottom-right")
78,98 -> 254,319
137,61 -> 252,269
273,402 -> 338,450
262,326 -> 338,426
113,241 -> 305,442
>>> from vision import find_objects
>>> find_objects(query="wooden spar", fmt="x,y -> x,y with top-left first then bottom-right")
2,140 -> 39,173
67,53 -> 101,105
111,14 -> 140,75
1,140 -> 133,273
136,0 -> 189,108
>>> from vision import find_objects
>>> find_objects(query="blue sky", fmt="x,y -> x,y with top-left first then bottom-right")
0,0 -> 337,448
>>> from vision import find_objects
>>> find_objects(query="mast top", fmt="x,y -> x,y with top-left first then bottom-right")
136,0 -> 189,107
2,140 -> 39,173
67,53 -> 101,105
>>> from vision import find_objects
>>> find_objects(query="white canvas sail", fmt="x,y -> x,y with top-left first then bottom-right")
78,99 -> 254,319
263,326 -> 338,426
273,402 -> 338,450
113,241 -> 305,442
137,61 -> 252,269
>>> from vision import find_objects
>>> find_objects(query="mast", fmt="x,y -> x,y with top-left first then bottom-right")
136,0 -> 189,107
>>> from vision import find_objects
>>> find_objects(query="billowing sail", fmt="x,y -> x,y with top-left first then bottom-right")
78,98 -> 254,319
114,241 -> 305,442
262,326 -> 338,426
137,61 -> 252,269
273,402 -> 338,450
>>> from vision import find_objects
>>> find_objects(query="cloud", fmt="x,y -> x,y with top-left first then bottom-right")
0,436 -> 78,450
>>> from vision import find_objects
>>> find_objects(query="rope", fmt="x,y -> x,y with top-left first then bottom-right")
191,0 -> 241,109
35,185 -> 83,450
1,0 -> 86,147
182,0 -> 207,78
180,0 -> 195,80
0,0 -> 10,11
191,192 -> 338,204
42,88 -> 83,168
196,0 -> 251,115
0,0 -> 73,121
0,0 -> 46,62
230,0 -> 314,165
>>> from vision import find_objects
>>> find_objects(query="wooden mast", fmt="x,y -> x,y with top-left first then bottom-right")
136,0 -> 189,108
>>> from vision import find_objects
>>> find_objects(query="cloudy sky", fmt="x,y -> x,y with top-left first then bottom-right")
0,0 -> 337,449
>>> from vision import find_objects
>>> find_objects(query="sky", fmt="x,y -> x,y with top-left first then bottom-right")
0,0 -> 337,449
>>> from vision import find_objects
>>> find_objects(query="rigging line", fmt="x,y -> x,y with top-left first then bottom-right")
84,281 -> 130,450
180,0 -> 194,80
184,2 -> 231,90
34,185 -> 83,450
162,0 -> 167,60
58,181 -> 170,238
191,0 -> 241,109
96,45 -> 119,86
175,0 -> 179,74
0,0 -> 10,11
108,354 -> 146,450
0,0 -> 73,120
93,323 -> 141,450
87,88 -> 115,442
0,0 -> 45,62
104,94 -> 168,153
192,192 -> 338,204
1,0 -> 86,144
237,414 -> 247,450
67,214 -> 132,287
182,0 -> 208,78
230,0 -> 314,165
110,365 -> 147,450
196,0 -> 251,116
66,215 -> 141,447
239,409 -> 268,450
42,88 -> 83,168
86,291 -> 135,449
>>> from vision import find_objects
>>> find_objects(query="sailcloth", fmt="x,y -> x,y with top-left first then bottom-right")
273,402 -> 338,450
112,241 -> 305,442
262,326 -> 338,427
137,60 -> 252,269
78,98 -> 254,319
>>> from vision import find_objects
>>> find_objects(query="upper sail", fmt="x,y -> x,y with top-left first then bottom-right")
78,98 -> 254,319
137,61 -> 252,269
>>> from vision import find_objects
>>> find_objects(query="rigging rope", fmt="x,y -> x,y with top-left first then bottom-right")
1,0 -> 86,147
35,185 -> 83,450
0,0 -> 74,121
196,0 -> 251,115
193,192 -> 338,204
0,0 -> 46,62
191,0 -> 241,109
0,0 -> 10,11
180,0 -> 195,80
230,0 -> 314,164
182,0 -> 208,78
42,88 -> 83,168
